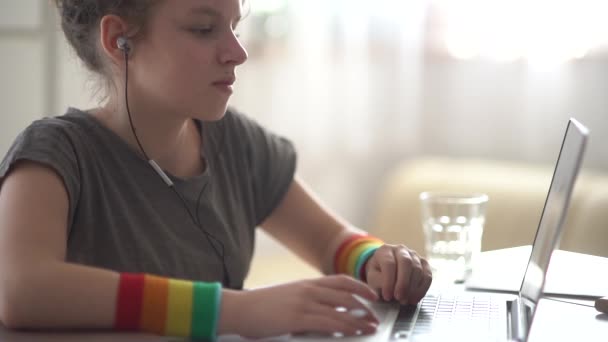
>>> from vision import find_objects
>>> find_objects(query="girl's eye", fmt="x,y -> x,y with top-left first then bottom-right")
191,27 -> 214,36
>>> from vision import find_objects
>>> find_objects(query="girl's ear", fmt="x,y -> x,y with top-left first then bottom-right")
99,14 -> 132,64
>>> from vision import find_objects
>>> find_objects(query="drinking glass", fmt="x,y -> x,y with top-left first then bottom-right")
419,192 -> 489,282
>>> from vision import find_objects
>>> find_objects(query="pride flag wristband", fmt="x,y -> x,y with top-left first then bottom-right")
355,246 -> 380,281
333,234 -> 383,280
115,273 -> 221,341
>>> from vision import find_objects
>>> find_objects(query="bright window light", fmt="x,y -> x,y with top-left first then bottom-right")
249,0 -> 287,14
432,0 -> 608,66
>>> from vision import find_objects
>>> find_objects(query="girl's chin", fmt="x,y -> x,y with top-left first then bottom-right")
191,104 -> 229,122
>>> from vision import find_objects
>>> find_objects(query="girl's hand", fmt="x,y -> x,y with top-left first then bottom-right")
220,275 -> 380,338
365,244 -> 433,305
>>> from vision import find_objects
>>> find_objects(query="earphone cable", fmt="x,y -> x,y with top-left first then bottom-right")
194,183 -> 228,269
170,184 -> 230,287
124,52 -> 149,162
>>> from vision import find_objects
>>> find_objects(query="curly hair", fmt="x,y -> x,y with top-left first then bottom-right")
54,0 -> 160,74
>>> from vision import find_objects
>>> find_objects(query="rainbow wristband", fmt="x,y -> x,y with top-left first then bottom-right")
355,246 -> 380,280
115,273 -> 221,341
333,234 -> 383,280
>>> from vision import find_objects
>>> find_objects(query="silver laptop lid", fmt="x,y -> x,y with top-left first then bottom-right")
518,118 -> 589,335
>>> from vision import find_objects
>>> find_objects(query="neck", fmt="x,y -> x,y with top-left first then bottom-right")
94,99 -> 204,178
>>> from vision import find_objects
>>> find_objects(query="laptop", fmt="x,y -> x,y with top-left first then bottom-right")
290,118 -> 589,342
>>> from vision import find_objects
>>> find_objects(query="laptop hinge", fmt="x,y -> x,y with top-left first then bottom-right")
509,297 -> 529,341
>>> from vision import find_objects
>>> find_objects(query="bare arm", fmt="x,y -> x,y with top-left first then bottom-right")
0,162 -> 121,328
260,176 -> 366,275
260,176 -> 433,305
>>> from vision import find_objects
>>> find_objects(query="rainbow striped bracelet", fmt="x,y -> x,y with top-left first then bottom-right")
115,273 -> 221,341
334,234 -> 383,280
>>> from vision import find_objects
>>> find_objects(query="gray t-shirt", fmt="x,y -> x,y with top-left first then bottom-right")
0,108 -> 296,289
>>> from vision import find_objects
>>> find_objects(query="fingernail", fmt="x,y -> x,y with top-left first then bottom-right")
349,309 -> 367,318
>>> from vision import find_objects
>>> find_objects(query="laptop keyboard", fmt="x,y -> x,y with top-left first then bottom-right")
390,294 -> 506,341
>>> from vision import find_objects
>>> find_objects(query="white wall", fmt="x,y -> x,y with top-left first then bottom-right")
0,1 -> 99,159
0,0 -> 48,157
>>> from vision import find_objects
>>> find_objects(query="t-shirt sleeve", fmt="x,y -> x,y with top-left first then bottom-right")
227,110 -> 297,225
0,120 -> 81,228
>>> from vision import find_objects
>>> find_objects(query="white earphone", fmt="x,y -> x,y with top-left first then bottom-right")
116,36 -> 131,55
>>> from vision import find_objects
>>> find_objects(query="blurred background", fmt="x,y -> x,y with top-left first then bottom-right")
1,0 -> 607,283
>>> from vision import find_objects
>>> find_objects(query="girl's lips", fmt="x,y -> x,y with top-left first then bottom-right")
212,77 -> 235,94
212,83 -> 234,94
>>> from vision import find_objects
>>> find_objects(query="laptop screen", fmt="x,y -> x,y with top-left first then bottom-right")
519,118 -> 589,310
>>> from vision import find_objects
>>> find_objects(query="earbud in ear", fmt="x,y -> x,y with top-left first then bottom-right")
117,36 -> 131,55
